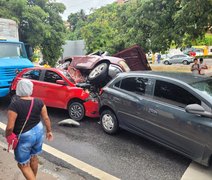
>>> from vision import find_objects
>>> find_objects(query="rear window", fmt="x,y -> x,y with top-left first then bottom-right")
120,77 -> 148,95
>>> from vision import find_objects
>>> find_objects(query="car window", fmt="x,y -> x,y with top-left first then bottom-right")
154,80 -> 201,107
44,70 -> 62,83
114,81 -> 121,88
171,55 -> 177,59
22,69 -> 41,80
178,55 -> 186,58
120,77 -> 148,95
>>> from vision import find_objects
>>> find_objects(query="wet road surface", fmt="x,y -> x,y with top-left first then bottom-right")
0,96 -> 190,180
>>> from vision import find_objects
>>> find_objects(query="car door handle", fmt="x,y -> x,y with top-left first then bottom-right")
148,108 -> 158,115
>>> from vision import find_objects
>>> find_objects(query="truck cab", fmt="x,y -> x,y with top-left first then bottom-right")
0,40 -> 33,97
0,18 -> 34,97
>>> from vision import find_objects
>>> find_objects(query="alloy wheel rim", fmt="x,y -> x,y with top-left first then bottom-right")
70,104 -> 83,119
90,64 -> 105,78
102,114 -> 114,131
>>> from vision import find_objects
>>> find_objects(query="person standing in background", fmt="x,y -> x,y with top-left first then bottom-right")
157,53 -> 161,64
199,58 -> 208,75
191,58 -> 200,75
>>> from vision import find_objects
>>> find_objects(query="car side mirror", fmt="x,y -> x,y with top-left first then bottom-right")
185,104 -> 212,118
56,80 -> 67,85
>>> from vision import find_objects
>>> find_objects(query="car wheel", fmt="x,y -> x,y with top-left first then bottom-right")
182,60 -> 188,65
100,109 -> 119,134
68,101 -> 85,121
88,63 -> 108,84
164,61 -> 169,65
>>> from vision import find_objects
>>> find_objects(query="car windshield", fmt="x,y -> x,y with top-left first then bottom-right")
190,79 -> 212,102
61,70 -> 75,83
0,42 -> 27,58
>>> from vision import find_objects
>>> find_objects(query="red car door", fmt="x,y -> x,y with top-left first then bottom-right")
19,69 -> 44,98
41,70 -> 71,109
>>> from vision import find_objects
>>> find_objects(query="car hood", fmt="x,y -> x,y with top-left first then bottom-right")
113,45 -> 151,71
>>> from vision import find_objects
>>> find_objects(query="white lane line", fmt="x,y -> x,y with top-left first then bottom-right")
0,122 -> 120,180
181,162 -> 212,180
0,122 -> 6,130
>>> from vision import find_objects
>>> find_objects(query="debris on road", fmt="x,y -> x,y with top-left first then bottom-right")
58,119 -> 80,127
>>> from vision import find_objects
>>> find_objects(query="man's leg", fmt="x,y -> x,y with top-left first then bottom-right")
18,163 -> 36,180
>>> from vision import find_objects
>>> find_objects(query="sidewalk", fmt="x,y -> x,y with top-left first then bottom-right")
0,142 -> 85,180
0,145 -> 57,180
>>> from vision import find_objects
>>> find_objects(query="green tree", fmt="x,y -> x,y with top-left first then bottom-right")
66,0 -> 212,54
67,10 -> 87,40
0,0 -> 66,66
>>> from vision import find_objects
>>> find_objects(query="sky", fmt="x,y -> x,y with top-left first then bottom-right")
56,0 -> 116,20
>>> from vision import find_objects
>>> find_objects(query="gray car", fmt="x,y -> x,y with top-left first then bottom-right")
163,54 -> 193,65
99,71 -> 212,166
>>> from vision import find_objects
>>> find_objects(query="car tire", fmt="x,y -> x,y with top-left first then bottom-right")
164,61 -> 169,65
88,63 -> 108,84
182,60 -> 188,65
68,101 -> 85,121
100,109 -> 119,134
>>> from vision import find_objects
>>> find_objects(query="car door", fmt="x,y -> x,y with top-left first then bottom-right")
170,55 -> 180,64
112,76 -> 155,134
21,69 -> 43,98
147,79 -> 210,159
41,70 -> 71,108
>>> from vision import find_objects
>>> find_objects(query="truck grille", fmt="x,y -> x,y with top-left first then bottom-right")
0,67 -> 23,80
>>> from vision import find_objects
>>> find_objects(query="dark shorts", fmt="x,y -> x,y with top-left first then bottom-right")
14,122 -> 44,165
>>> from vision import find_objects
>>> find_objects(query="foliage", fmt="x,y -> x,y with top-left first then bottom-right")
67,10 -> 87,40
66,0 -> 212,54
194,33 -> 212,46
0,0 -> 66,66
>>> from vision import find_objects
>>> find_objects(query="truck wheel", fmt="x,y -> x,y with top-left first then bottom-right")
88,63 -> 108,84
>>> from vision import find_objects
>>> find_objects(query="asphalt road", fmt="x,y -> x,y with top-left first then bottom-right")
0,96 -> 190,180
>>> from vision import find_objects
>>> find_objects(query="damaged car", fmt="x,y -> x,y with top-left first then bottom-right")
10,67 -> 99,121
57,45 -> 151,88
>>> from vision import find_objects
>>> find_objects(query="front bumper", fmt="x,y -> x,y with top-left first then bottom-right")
83,100 -> 99,118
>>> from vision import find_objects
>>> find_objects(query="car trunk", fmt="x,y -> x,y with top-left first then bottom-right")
113,45 -> 151,71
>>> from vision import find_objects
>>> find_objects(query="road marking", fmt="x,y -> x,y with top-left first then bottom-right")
181,162 -> 212,180
0,122 -> 120,180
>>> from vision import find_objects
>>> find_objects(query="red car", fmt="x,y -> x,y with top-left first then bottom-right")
10,67 -> 99,121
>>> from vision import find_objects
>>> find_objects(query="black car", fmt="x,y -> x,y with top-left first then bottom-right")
99,71 -> 212,166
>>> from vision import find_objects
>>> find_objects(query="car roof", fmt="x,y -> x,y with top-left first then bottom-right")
26,67 -> 60,71
117,71 -> 211,84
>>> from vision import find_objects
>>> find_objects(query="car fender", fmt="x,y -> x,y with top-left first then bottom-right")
65,87 -> 89,108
